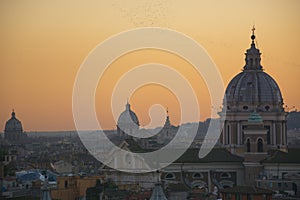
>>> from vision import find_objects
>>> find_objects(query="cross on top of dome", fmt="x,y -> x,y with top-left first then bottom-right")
243,26 -> 263,71
251,25 -> 256,41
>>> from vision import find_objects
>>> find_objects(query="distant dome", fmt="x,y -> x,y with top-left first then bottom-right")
224,33 -> 283,112
5,110 -> 23,133
117,102 -> 139,135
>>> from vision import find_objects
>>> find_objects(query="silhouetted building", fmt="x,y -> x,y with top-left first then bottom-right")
4,110 -> 27,141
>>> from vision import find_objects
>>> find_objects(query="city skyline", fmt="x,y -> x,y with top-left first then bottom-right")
1,1 -> 299,131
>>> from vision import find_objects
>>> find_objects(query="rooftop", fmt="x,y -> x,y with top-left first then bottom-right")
221,185 -> 274,194
262,148 -> 300,164
175,148 -> 244,163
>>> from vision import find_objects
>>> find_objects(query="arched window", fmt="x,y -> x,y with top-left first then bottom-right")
192,173 -> 203,179
220,172 -> 231,179
246,138 -> 251,152
257,138 -> 263,152
165,173 -> 175,180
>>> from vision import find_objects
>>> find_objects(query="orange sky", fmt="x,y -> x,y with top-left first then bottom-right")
0,0 -> 299,131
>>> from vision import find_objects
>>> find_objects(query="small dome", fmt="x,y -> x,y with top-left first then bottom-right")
117,103 -> 139,134
224,33 -> 283,112
5,110 -> 23,133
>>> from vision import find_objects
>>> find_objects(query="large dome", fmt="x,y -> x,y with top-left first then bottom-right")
5,110 -> 23,133
225,71 -> 283,110
224,33 -> 283,112
117,102 -> 139,134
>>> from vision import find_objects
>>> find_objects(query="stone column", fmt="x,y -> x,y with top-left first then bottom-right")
237,121 -> 240,145
272,122 -> 276,145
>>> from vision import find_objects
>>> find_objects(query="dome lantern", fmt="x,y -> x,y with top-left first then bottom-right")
243,26 -> 263,71
224,28 -> 283,112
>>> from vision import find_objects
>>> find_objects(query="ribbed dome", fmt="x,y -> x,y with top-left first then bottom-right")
5,111 -> 23,133
226,71 -> 283,106
224,32 -> 283,112
117,103 -> 139,133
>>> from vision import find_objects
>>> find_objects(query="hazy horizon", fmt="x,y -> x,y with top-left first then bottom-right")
1,1 -> 299,131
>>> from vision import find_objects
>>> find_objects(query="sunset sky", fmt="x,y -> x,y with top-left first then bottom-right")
0,0 -> 299,131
